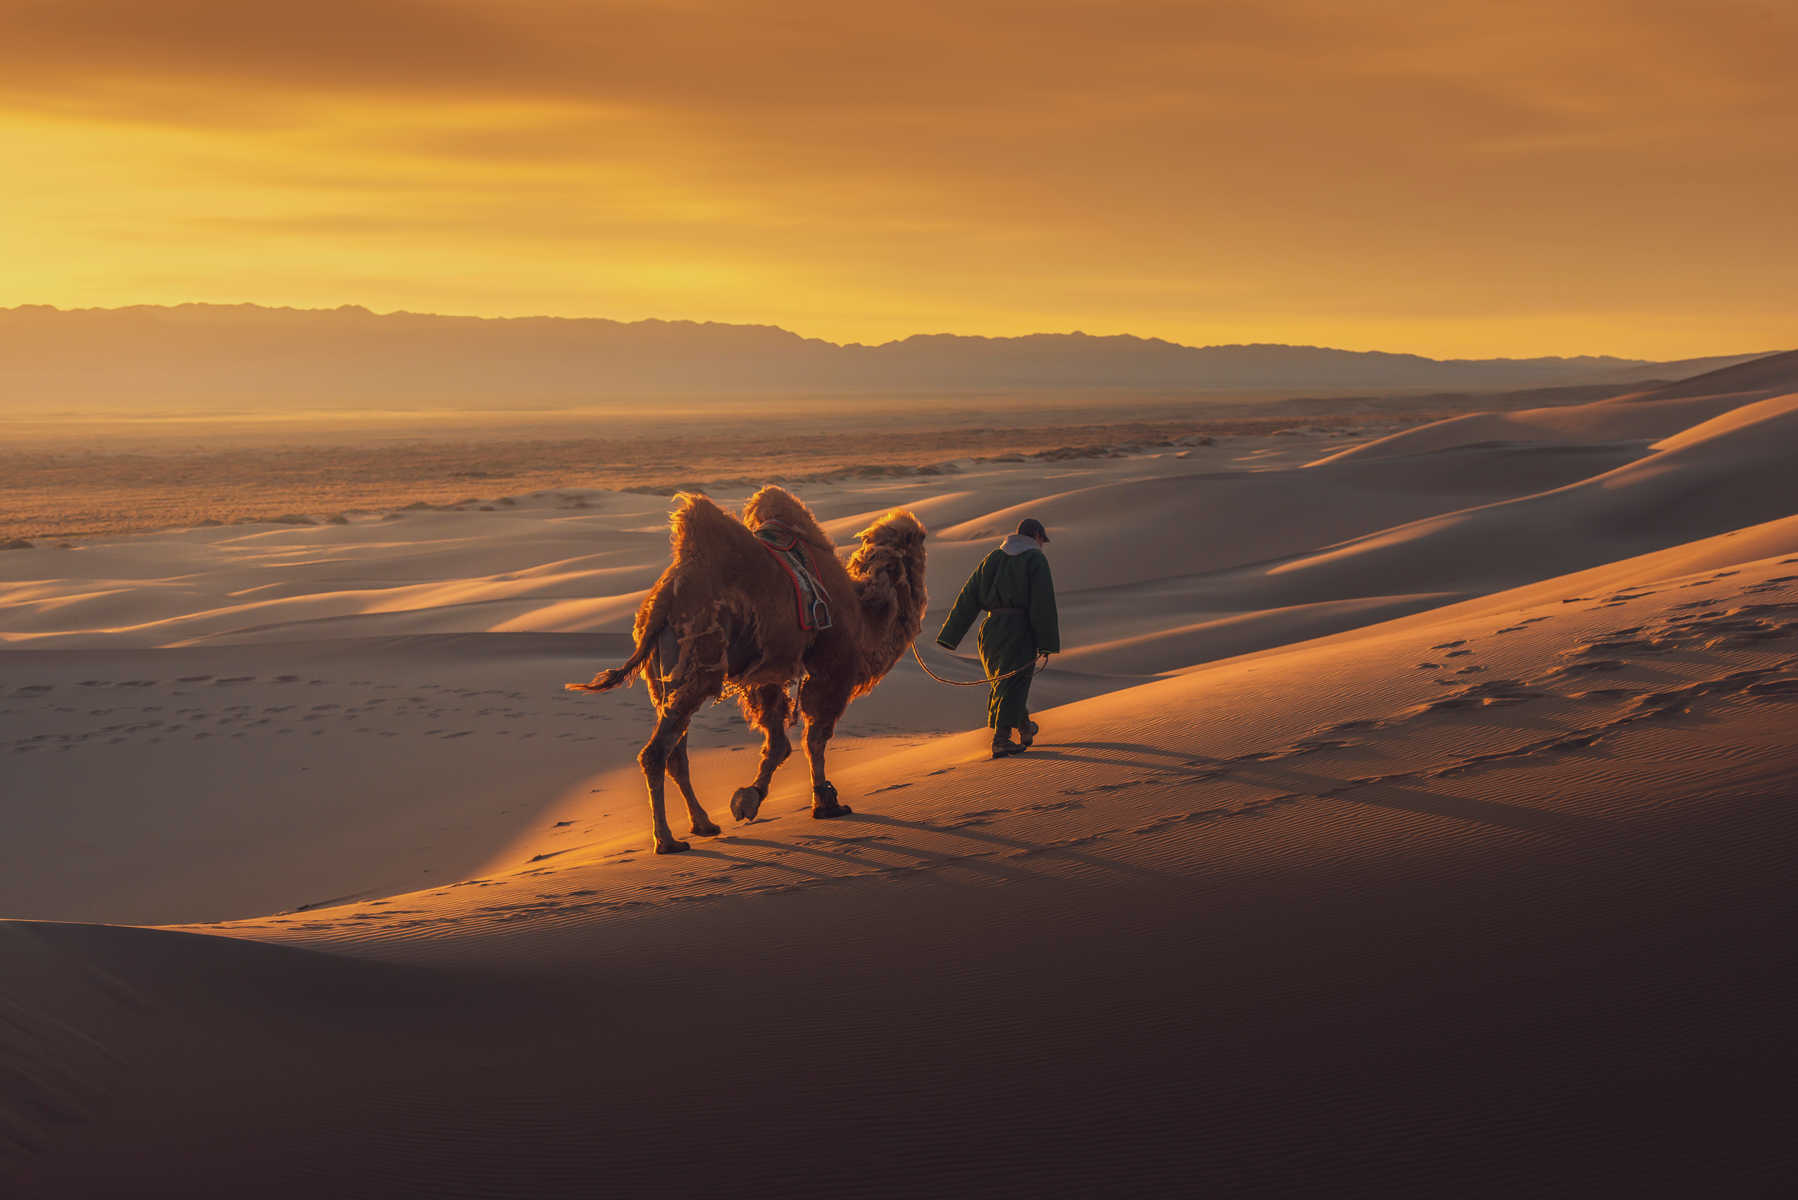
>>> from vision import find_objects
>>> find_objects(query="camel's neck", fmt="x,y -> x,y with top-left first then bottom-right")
849,571 -> 925,693
858,620 -> 913,687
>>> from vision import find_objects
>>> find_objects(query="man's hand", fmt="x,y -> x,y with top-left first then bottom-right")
1037,651 -> 1052,669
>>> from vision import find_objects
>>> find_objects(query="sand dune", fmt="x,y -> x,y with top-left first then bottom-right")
1274,392 -> 1798,599
1311,347 -> 1798,466
1618,346 -> 1798,401
5,363 -> 1798,1195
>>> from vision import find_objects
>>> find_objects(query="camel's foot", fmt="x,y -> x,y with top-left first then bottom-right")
730,784 -> 767,822
689,817 -> 721,838
811,781 -> 853,819
654,835 -> 691,855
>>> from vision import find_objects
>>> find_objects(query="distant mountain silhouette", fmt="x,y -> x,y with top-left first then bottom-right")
0,303 -> 1772,408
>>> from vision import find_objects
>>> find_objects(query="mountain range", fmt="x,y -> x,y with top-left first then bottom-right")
0,303 -> 1774,408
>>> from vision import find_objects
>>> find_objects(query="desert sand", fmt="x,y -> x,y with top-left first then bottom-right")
5,352 -> 1798,1196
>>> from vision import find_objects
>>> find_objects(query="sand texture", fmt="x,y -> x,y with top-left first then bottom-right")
5,355 -> 1798,1196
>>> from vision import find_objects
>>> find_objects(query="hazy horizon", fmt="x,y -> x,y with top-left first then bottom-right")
2,303 -> 1775,422
2,299 -> 1781,363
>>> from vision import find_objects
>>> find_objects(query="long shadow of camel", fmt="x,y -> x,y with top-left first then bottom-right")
1228,760 -> 1612,835
847,813 -> 1172,881
687,721 -> 1603,885
1040,741 -> 1610,836
715,833 -> 1045,884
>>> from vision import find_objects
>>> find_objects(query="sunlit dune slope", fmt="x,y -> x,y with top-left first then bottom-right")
1619,345 -> 1798,401
5,388 -> 1797,929
202,509 -> 1798,956
1310,346 -> 1798,465
1274,390 -> 1798,597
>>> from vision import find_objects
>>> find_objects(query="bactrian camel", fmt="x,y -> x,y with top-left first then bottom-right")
568,486 -> 928,853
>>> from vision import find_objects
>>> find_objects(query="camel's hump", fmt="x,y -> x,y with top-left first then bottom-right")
742,485 -> 834,550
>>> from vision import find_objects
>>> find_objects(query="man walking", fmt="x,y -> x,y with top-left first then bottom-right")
936,517 -> 1060,758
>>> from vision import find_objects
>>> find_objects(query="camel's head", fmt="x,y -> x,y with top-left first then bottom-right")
844,510 -> 926,696
847,509 -> 928,627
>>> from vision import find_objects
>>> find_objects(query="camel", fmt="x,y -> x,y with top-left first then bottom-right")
567,486 -> 928,854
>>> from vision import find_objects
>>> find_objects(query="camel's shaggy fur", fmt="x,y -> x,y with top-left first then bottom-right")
567,486 -> 927,854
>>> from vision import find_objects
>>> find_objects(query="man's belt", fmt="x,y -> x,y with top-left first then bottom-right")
986,607 -> 1026,615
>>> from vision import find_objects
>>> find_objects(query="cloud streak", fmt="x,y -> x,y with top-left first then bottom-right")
1,0 -> 1793,356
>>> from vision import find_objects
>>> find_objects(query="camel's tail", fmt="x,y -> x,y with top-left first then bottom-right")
564,588 -> 670,694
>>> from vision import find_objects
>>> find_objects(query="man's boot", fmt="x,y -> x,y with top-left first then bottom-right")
1020,715 -> 1039,749
991,727 -> 1023,758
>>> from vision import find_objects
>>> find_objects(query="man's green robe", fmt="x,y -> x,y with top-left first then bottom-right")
935,540 -> 1060,730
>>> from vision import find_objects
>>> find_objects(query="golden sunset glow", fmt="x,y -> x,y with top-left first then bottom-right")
4,0 -> 1794,356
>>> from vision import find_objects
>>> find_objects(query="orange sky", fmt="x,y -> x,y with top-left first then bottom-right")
3,0 -> 1793,358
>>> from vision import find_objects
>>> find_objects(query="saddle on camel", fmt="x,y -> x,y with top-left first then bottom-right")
567,486 -> 928,854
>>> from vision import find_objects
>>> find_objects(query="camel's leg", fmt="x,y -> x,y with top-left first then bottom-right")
731,684 -> 792,822
639,691 -> 707,854
800,676 -> 854,819
666,733 -> 721,838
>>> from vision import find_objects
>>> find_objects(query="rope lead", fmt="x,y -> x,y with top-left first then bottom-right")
910,642 -> 1041,687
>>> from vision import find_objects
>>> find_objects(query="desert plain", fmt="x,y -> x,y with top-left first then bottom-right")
5,352 -> 1798,1196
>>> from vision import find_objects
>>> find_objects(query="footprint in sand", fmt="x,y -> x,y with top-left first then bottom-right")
1573,637 -> 1669,656
1548,659 -> 1627,679
1421,680 -> 1547,711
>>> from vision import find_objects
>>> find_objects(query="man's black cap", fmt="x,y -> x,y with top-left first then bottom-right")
1017,518 -> 1050,543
